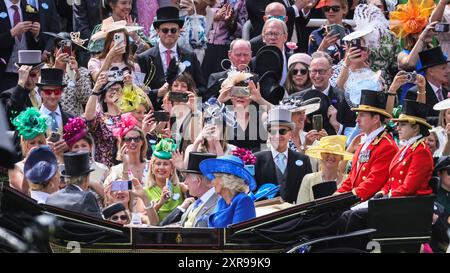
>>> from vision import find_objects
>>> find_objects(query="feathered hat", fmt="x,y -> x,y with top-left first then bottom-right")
12,108 -> 48,140
63,117 -> 88,147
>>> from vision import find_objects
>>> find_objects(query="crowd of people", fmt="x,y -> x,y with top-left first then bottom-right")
0,0 -> 449,252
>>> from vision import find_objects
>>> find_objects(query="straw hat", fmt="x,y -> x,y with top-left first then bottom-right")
305,135 -> 353,161
91,17 -> 143,41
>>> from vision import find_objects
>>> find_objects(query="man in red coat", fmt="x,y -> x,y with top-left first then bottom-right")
336,90 -> 398,201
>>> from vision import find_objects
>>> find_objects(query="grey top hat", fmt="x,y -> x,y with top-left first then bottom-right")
16,50 -> 44,69
266,108 -> 295,130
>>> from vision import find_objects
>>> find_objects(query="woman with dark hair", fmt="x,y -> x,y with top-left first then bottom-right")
84,72 -> 123,167
378,99 -> 434,197
285,53 -> 312,96
87,0 -> 151,55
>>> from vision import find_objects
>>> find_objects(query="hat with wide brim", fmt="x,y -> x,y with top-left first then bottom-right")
24,145 -> 58,184
281,96 -> 321,115
102,202 -> 126,219
153,6 -> 185,29
351,90 -> 392,118
305,135 -> 353,161
433,98 -> 450,111
91,18 -> 143,41
199,155 -> 257,191
42,31 -> 88,51
342,26 -> 374,42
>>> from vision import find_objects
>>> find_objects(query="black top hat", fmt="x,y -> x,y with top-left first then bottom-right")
102,202 -> 126,219
61,151 -> 94,177
36,68 -> 67,88
418,46 -> 449,72
153,6 -> 185,29
351,90 -> 392,118
435,156 -> 450,172
255,45 -> 283,81
179,152 -> 217,174
259,71 -> 286,105
392,99 -> 431,129
312,181 -> 337,200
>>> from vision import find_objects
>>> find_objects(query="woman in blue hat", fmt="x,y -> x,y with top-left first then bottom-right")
199,155 -> 256,228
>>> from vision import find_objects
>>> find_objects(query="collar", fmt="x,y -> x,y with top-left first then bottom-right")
5,0 -> 19,9
362,126 -> 385,145
428,81 -> 442,94
71,184 -> 84,192
313,83 -> 331,96
40,104 -> 61,116
271,146 -> 289,160
399,134 -> 423,148
199,187 -> 215,204
159,42 -> 177,54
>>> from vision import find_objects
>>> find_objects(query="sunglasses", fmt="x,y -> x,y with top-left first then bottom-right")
292,68 -> 308,75
268,15 -> 286,21
124,136 -> 142,143
323,6 -> 341,12
309,69 -> 329,75
42,88 -> 62,96
160,28 -> 178,34
269,128 -> 290,135
111,215 -> 129,221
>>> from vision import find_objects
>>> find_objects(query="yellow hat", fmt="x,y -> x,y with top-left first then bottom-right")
305,135 -> 353,161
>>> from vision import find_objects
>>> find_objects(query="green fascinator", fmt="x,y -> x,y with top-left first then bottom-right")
152,138 -> 178,160
12,108 -> 48,140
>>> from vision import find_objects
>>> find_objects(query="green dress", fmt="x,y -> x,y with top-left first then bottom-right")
145,184 -> 184,223
87,23 -> 151,54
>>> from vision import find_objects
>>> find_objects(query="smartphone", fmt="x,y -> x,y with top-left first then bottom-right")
49,132 -> 60,143
153,111 -> 170,122
107,70 -> 124,82
435,23 -> 450,33
348,38 -> 361,50
166,179 -> 173,199
111,180 -> 132,192
230,86 -> 250,97
312,115 -> 323,132
168,91 -> 190,103
114,33 -> 125,47
326,24 -> 345,39
61,40 -> 72,56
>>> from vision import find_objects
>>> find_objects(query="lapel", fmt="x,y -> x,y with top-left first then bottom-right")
389,145 -> 405,173
426,81 -> 439,105
153,45 -> 164,74
286,149 -> 296,177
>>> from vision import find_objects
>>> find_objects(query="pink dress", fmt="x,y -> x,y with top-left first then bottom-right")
136,0 -> 159,36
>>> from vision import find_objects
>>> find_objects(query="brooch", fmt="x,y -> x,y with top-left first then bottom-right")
358,150 -> 371,164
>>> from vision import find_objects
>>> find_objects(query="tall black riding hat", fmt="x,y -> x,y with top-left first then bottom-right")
179,152 -> 217,174
153,6 -> 185,29
351,90 -> 392,118
61,151 -> 94,177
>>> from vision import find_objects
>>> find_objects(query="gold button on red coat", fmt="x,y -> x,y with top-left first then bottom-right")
398,179 -> 402,184
362,176 -> 366,180
362,167 -> 366,171
400,171 -> 403,175
402,161 -> 407,166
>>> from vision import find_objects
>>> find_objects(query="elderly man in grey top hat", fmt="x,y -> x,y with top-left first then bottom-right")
0,50 -> 44,129
46,151 -> 102,218
254,107 -> 312,203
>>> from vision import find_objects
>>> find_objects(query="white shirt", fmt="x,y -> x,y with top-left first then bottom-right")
428,81 -> 444,101
314,83 -> 331,97
398,134 -> 423,161
5,0 -> 23,30
159,42 -> 178,73
271,146 -> 289,163
30,190 -> 49,204
40,104 -> 63,131
360,125 -> 385,153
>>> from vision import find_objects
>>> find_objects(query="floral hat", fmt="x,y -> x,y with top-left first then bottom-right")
117,85 -> 149,113
112,112 -> 138,139
152,138 -> 178,160
63,117 -> 88,147
12,108 -> 48,140
389,0 -> 435,39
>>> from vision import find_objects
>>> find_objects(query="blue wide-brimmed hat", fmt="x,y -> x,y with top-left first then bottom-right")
24,146 -> 58,184
199,155 -> 256,191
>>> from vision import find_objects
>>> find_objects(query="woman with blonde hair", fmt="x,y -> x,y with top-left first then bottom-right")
145,138 -> 188,224
297,135 -> 353,204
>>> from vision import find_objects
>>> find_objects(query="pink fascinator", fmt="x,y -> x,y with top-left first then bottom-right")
112,113 -> 138,138
63,117 -> 88,147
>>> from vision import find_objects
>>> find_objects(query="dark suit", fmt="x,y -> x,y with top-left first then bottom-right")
406,82 -> 447,127
36,0 -> 61,52
160,192 -> 220,227
328,86 -> 355,133
0,0 -> 40,89
46,184 -> 102,218
254,149 -> 312,203
137,45 -> 206,110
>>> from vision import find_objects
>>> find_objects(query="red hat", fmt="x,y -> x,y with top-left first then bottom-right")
316,0 -> 333,9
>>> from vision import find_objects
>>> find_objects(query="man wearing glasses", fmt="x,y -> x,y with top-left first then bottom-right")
137,6 -> 206,111
254,108 -> 312,203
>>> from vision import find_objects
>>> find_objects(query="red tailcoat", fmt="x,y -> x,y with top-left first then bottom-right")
382,139 -> 433,197
337,131 -> 398,201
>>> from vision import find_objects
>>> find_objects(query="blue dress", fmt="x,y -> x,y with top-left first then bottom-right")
208,192 -> 256,228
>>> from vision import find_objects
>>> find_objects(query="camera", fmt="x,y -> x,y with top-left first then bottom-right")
230,86 -> 250,97
168,91 -> 190,103
153,111 -> 170,122
107,70 -> 124,82
435,23 -> 449,33
405,71 -> 417,83
60,40 -> 72,56
111,180 -> 132,191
